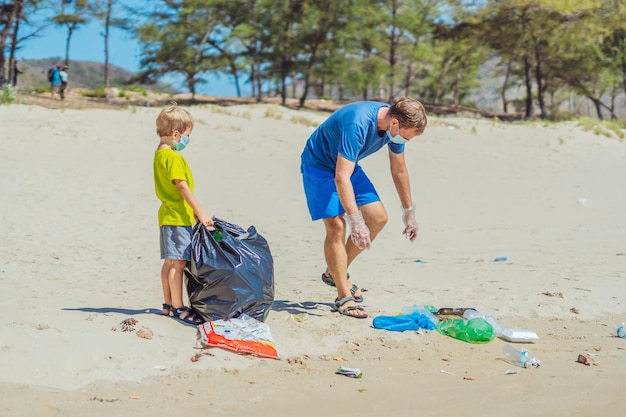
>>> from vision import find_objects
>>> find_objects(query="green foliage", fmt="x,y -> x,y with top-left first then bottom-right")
9,0 -> 626,118
290,115 -> 319,127
125,85 -> 148,96
81,86 -> 106,98
0,86 -> 17,105
577,117 -> 626,139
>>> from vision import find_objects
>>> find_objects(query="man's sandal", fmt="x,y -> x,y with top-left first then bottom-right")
321,272 -> 364,303
171,306 -> 204,327
334,296 -> 368,319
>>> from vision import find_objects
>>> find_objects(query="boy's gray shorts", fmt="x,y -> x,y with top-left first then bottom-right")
160,225 -> 193,260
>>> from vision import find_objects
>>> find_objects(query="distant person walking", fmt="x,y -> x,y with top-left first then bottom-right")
59,66 -> 69,100
11,59 -> 23,87
47,65 -> 61,98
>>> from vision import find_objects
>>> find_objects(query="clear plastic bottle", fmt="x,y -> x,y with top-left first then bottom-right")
463,309 -> 505,336
617,323 -> 626,339
402,305 -> 439,327
503,344 -> 540,368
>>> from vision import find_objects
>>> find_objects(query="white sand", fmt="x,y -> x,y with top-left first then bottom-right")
1,103 -> 625,416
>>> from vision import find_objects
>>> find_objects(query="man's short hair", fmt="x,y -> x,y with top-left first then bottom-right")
388,97 -> 427,135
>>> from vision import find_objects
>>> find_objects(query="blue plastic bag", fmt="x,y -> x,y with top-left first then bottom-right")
373,312 -> 437,332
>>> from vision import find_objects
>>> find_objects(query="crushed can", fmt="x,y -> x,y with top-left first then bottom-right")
576,353 -> 597,366
336,366 -> 362,378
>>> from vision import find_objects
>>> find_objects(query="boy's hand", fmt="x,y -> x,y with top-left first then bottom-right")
195,212 -> 214,227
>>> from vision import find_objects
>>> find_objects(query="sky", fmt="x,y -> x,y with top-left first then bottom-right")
18,11 -> 243,97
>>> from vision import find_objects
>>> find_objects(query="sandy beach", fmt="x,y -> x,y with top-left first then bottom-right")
1,100 -> 625,416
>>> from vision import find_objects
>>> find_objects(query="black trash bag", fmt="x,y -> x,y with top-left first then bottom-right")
185,218 -> 274,323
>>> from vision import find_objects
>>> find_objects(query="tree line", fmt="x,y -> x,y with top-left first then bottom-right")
1,0 -> 625,120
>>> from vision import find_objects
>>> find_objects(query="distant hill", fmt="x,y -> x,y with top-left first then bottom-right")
14,58 -> 178,94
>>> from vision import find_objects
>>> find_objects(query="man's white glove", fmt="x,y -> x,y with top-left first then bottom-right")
347,211 -> 371,250
402,204 -> 419,241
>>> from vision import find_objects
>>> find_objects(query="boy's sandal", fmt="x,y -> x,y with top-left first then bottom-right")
161,303 -> 173,316
334,296 -> 368,319
322,272 -> 363,303
171,306 -> 204,326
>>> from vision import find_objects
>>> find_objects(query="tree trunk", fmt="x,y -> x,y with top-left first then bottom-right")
0,2 -> 18,87
534,59 -> 547,119
8,1 -> 23,87
452,64 -> 464,105
387,0 -> 398,102
591,97 -> 603,120
523,56 -> 533,118
187,75 -> 196,102
280,56 -> 287,106
500,60 -> 511,113
249,62 -> 256,97
64,25 -> 75,66
299,46 -> 319,109
255,67 -> 262,101
228,58 -> 241,97
404,59 -> 412,98
104,0 -> 112,90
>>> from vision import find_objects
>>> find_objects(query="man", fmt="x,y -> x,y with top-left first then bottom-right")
300,97 -> 427,319
59,66 -> 69,100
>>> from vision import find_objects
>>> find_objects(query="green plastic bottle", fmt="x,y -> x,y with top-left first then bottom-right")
436,318 -> 495,343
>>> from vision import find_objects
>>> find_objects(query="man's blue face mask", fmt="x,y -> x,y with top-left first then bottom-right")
386,130 -> 408,145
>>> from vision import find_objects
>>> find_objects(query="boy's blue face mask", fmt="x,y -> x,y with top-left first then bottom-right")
173,134 -> 190,151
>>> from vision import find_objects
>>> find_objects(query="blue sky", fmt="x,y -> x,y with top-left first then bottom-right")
18,14 -> 242,97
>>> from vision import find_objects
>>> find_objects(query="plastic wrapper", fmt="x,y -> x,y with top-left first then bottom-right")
197,314 -> 279,359
185,218 -> 274,323
436,318 -> 495,343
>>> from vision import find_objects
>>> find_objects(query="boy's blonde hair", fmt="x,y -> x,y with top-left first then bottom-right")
388,97 -> 428,135
156,105 -> 194,137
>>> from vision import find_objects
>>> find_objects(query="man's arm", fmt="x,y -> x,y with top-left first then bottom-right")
389,151 -> 418,240
389,151 -> 413,208
335,154 -> 358,214
335,154 -> 371,249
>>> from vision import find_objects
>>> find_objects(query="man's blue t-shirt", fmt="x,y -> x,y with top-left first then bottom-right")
301,101 -> 405,172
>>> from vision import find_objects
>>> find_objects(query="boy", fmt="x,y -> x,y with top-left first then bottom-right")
153,105 -> 213,326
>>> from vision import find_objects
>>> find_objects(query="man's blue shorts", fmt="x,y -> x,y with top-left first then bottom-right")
160,225 -> 193,260
301,164 -> 380,220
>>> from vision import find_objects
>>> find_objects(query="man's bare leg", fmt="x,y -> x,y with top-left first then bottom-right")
322,215 -> 367,317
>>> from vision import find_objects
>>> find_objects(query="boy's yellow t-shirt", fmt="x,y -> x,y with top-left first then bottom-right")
153,148 -> 195,226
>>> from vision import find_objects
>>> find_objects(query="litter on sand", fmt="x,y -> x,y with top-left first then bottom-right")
197,314 -> 279,359
336,366 -> 362,378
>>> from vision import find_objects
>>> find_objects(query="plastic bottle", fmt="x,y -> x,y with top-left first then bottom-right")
436,307 -> 475,316
503,344 -> 540,368
402,305 -> 439,327
617,323 -> 626,339
436,318 -> 495,343
462,309 -> 505,336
